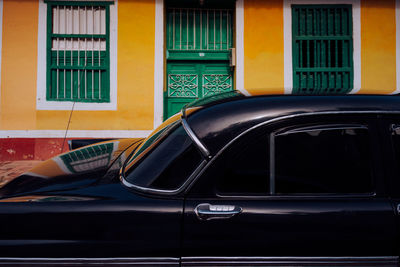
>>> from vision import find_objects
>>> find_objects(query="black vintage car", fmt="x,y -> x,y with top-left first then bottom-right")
1,93 -> 400,266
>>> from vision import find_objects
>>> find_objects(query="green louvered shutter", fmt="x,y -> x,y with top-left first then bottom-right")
292,5 -> 353,94
46,2 -> 111,102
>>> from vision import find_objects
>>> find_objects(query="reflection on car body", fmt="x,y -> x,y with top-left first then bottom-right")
0,92 -> 400,266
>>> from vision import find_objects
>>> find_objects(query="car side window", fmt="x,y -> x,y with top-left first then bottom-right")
274,126 -> 373,194
391,124 -> 400,153
189,121 -> 374,198
125,125 -> 203,191
390,124 -> 400,174
195,130 -> 270,195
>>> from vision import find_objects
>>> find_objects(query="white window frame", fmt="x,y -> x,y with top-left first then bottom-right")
235,0 -> 249,96
153,0 -> 164,128
36,0 -> 118,110
283,0 -> 361,94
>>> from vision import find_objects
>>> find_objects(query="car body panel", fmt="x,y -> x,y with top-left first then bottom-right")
183,197 -> 396,257
0,94 -> 399,264
0,187 -> 182,257
0,137 -> 183,258
0,138 -> 143,198
183,112 -> 397,257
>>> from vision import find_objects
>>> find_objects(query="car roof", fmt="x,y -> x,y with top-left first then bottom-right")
183,93 -> 400,155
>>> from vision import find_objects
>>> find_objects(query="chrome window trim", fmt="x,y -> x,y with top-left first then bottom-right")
0,256 -> 395,266
120,159 -> 207,196
184,110 -> 396,195
214,192 -> 377,199
182,256 -> 398,260
120,118 -> 208,196
123,110 -> 400,196
0,257 -> 179,266
275,124 -> 368,136
269,133 -> 275,195
181,256 -> 398,267
182,118 -> 211,158
214,110 -> 400,154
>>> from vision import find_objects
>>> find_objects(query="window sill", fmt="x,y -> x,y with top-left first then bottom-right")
36,98 -> 117,110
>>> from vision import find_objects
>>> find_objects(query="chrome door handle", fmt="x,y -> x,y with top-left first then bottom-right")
194,203 -> 242,221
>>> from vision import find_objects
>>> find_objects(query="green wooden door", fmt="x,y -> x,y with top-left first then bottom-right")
166,62 -> 233,116
165,6 -> 234,119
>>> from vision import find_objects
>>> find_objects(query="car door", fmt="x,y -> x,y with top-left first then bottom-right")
0,183 -> 184,260
0,137 -> 185,261
379,114 -> 400,258
182,115 -> 398,266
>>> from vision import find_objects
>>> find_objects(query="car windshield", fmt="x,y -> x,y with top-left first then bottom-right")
124,113 -> 182,168
122,113 -> 203,192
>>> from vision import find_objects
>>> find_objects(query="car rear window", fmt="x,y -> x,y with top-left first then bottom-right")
275,126 -> 373,194
189,122 -> 374,197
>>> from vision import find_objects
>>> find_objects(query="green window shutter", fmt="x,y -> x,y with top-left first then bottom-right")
166,8 -> 233,51
292,5 -> 353,94
59,143 -> 114,173
46,2 -> 112,102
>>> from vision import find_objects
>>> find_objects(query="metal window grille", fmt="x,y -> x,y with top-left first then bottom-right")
292,5 -> 353,94
166,8 -> 233,51
46,2 -> 111,102
60,143 -> 114,173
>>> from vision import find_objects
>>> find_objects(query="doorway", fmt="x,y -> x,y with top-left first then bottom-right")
164,0 -> 235,119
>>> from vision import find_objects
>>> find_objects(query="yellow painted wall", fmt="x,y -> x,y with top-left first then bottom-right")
359,0 -> 397,94
1,0 -> 399,132
1,0 -> 156,131
37,0 -> 156,130
0,0 -> 38,130
243,0 -> 284,95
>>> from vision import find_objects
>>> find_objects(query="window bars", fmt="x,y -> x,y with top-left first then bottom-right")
292,5 -> 354,94
167,8 -> 233,51
47,2 -> 111,102
60,143 -> 114,173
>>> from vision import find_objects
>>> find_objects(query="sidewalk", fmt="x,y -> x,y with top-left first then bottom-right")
0,161 -> 43,187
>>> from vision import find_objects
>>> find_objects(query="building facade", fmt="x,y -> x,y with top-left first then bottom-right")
0,0 -> 399,160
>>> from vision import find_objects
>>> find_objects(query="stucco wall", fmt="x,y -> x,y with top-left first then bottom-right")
0,0 -> 398,135
0,0 -> 38,130
360,0 -> 397,93
244,0 -> 285,95
0,0 -> 156,133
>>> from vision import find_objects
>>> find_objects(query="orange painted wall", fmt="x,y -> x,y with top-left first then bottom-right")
115,0 -> 155,130
243,0 -> 284,95
359,0 -> 397,94
0,0 -> 399,134
0,0 -> 38,130
36,0 -> 156,130
0,0 -> 156,131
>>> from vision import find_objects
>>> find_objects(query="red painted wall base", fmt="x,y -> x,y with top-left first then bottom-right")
0,138 -> 77,161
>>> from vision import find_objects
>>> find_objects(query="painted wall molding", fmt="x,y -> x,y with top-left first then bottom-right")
235,0 -> 250,96
153,0 -> 164,128
36,0 -> 118,110
0,130 -> 152,138
283,0 -> 361,94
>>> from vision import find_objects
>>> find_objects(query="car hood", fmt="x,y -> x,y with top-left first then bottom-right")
0,138 -> 143,199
